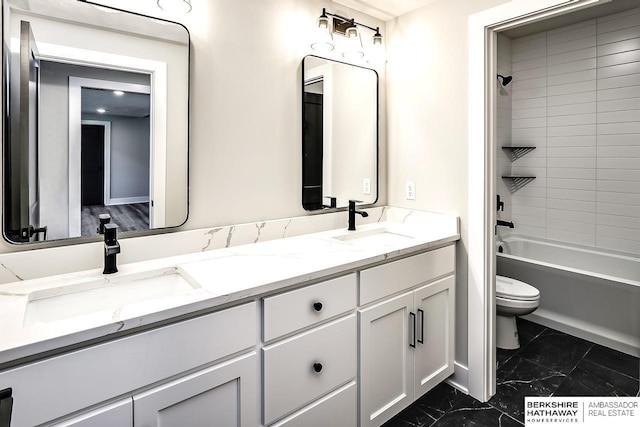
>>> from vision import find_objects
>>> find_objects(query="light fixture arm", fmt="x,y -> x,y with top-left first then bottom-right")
322,10 -> 380,33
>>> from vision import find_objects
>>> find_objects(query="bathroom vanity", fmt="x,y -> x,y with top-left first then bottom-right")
0,213 -> 458,427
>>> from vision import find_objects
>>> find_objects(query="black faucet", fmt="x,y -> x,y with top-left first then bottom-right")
496,220 -> 514,229
348,200 -> 369,231
103,223 -> 120,274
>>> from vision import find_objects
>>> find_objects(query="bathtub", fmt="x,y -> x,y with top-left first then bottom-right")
497,235 -> 640,357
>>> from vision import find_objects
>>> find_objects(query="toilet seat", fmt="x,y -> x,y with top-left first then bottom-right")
496,275 -> 539,301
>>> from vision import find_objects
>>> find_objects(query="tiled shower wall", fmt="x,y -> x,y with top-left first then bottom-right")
502,6 -> 640,255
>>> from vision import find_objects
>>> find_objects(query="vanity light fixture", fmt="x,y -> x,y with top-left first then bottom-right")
311,8 -> 383,60
157,0 -> 192,14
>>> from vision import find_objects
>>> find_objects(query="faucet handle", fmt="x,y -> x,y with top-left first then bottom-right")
97,214 -> 111,234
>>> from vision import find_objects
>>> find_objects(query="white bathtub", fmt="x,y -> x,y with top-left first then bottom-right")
497,235 -> 640,357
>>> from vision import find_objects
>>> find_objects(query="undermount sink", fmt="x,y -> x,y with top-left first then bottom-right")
332,227 -> 415,246
23,267 -> 201,326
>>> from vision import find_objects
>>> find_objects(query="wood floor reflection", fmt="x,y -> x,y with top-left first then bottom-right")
81,203 -> 149,236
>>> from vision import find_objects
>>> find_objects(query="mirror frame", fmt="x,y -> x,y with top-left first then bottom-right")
301,54 -> 379,212
1,0 -> 191,246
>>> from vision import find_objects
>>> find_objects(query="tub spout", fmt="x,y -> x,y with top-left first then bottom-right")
497,220 -> 514,229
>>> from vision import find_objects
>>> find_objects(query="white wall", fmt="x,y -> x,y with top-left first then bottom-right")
0,0 -> 386,253
505,6 -> 640,255
386,0 -> 510,369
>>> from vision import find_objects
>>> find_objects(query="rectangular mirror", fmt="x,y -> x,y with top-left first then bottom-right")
2,0 -> 189,244
302,55 -> 378,211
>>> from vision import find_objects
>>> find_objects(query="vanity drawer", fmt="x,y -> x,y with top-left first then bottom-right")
360,245 -> 455,305
271,382 -> 356,427
262,314 -> 356,425
0,302 -> 257,427
263,273 -> 356,342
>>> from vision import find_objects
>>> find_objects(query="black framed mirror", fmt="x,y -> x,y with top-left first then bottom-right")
2,0 -> 189,244
302,55 -> 378,211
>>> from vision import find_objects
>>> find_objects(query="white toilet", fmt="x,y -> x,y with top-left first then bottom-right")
496,275 -> 540,350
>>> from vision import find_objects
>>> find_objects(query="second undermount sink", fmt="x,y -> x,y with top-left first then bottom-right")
23,267 -> 201,326
332,227 -> 416,246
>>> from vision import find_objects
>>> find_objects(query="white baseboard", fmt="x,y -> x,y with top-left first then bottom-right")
107,196 -> 149,206
446,361 -> 469,394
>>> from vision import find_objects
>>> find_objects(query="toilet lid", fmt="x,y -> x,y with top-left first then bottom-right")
496,276 -> 539,301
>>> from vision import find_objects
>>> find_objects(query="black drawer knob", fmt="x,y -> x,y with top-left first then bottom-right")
313,362 -> 323,373
313,301 -> 323,312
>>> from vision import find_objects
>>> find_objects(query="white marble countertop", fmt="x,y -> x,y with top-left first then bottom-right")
0,211 -> 459,366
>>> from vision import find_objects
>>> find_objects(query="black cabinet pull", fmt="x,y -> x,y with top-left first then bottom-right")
313,362 -> 323,373
409,312 -> 416,348
417,309 -> 424,344
313,301 -> 323,312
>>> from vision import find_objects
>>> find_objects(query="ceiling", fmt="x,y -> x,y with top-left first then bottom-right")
81,88 -> 150,118
332,0 -> 439,20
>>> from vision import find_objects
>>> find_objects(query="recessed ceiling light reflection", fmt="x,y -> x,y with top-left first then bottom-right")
97,108 -> 106,113
113,90 -> 125,96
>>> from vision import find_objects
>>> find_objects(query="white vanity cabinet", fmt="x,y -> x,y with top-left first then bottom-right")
0,302 -> 257,427
358,245 -> 455,427
261,274 -> 358,426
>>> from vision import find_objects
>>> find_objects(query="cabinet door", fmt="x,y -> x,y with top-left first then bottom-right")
133,352 -> 257,427
51,399 -> 132,427
359,291 -> 414,427
414,275 -> 455,398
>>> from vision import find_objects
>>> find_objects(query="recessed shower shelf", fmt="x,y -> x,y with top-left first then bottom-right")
502,176 -> 536,193
502,146 -> 536,162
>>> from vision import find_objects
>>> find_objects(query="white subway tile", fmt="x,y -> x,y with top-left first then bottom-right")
550,230 -> 596,246
548,69 -> 596,86
512,66 -> 547,81
513,56 -> 547,72
548,91 -> 597,106
597,25 -> 640,46
597,158 -> 640,169
547,188 -> 596,202
547,146 -> 596,158
548,113 -> 596,127
597,110 -> 640,123
513,127 -> 547,139
548,19 -> 596,36
598,11 -> 640,35
597,61 -> 640,79
597,86 -> 640,101
548,24 -> 597,46
512,117 -> 547,129
548,103 -> 596,117
512,47 -> 547,63
512,107 -> 547,119
512,166 -> 547,178
547,168 -> 596,180
548,36 -> 597,56
597,134 -> 640,146
547,135 -> 596,147
548,157 -> 596,168
511,195 -> 547,208
597,146 -> 640,158
512,87 -> 547,100
548,47 -> 597,66
597,7 -> 640,24
596,224 -> 640,241
597,98 -> 640,112
513,224 -> 547,237
597,191 -> 640,206
509,156 -> 546,168
597,202 -> 640,217
597,50 -> 640,68
597,213 -> 640,230
547,218 -> 596,233
511,136 -> 548,147
511,186 -> 546,198
597,74 -> 640,90
512,205 -> 546,217
548,58 -> 597,76
548,198 -> 596,212
547,80 -> 596,96
547,124 -> 597,137
513,97 -> 547,110
598,122 -> 640,134
548,177 -> 596,191
597,180 -> 640,194
513,77 -> 547,91
512,213 -> 546,228
512,35 -> 547,53
597,37 -> 640,57
598,168 -> 640,181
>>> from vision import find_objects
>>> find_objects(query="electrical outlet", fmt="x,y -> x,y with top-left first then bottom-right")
363,178 -> 371,195
406,181 -> 416,200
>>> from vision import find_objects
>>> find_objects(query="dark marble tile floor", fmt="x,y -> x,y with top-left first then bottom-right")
383,318 -> 640,427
